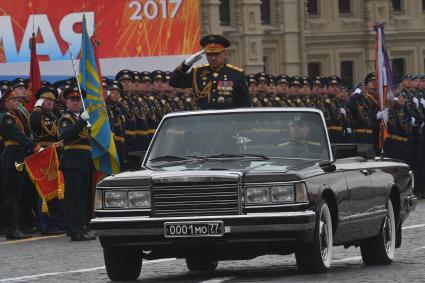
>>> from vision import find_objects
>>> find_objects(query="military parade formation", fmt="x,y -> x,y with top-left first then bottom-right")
0,34 -> 424,242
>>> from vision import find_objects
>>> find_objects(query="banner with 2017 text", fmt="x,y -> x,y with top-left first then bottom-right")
0,0 -> 200,78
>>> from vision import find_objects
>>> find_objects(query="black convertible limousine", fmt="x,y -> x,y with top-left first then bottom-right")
91,108 -> 417,281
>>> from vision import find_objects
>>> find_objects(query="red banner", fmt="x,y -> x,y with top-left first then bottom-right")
24,145 -> 64,213
0,0 -> 200,63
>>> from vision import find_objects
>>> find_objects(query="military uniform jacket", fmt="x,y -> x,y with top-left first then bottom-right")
58,111 -> 92,172
323,96 -> 343,128
29,107 -> 59,145
170,63 -> 251,109
106,102 -> 126,142
387,104 -> 410,138
1,111 -> 37,169
184,96 -> 198,111
173,95 -> 187,112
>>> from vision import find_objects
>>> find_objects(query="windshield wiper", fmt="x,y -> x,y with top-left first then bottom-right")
203,153 -> 269,160
149,155 -> 189,162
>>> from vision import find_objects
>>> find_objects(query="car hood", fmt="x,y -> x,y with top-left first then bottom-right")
99,159 -> 319,187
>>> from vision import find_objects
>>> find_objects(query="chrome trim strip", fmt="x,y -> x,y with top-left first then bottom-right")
91,210 -> 316,223
94,222 -> 315,237
340,209 -> 388,222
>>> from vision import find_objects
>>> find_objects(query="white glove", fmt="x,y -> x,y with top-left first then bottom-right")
420,98 -> 425,108
376,109 -> 388,124
353,88 -> 361,95
346,128 -> 352,134
413,97 -> 419,109
340,108 -> 346,116
37,147 -> 45,153
80,111 -> 90,121
411,117 -> 416,126
34,98 -> 44,108
184,49 -> 205,66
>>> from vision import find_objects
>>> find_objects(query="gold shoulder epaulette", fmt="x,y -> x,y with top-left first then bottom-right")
226,64 -> 243,72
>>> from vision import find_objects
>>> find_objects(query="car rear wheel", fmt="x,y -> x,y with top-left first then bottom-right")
360,199 -> 395,265
295,200 -> 333,273
186,255 -> 218,271
103,247 -> 142,281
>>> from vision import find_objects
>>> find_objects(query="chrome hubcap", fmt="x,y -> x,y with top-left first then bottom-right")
320,219 -> 329,260
383,215 -> 392,254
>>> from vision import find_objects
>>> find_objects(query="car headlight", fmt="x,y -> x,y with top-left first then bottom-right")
246,187 -> 269,204
271,185 -> 294,202
128,191 -> 151,208
104,191 -> 127,208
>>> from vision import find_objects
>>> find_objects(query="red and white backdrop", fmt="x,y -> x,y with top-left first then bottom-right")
0,0 -> 200,77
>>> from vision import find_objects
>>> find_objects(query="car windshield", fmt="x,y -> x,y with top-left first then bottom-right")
146,111 -> 331,166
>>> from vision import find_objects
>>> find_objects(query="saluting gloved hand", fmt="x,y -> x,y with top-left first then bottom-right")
80,111 -> 90,121
411,117 -> 416,126
340,107 -> 346,117
420,98 -> 425,108
184,49 -> 205,66
34,98 -> 44,108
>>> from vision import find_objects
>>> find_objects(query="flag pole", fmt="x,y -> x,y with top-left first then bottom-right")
67,42 -> 87,111
67,42 -> 91,127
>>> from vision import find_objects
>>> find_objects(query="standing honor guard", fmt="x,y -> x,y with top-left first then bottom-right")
1,86 -> 42,240
170,35 -> 251,109
29,87 -> 63,235
58,85 -> 95,241
106,81 -> 127,170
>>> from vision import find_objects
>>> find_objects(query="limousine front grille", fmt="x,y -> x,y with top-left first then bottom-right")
152,182 -> 240,217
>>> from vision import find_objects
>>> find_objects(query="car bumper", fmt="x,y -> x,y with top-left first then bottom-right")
91,211 -> 316,244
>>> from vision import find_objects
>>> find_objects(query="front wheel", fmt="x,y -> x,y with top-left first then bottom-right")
103,247 -> 142,281
295,200 -> 333,273
360,199 -> 396,265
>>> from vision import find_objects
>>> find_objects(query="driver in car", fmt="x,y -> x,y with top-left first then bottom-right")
277,115 -> 322,157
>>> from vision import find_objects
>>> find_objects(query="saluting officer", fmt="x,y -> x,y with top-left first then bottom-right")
1,86 -> 42,240
58,86 -> 94,241
30,87 -> 60,147
170,35 -> 251,109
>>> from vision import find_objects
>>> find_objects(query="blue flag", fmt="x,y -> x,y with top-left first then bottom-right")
79,15 -> 120,175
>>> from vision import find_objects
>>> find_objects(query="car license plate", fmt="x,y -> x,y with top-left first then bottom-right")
164,221 -> 224,238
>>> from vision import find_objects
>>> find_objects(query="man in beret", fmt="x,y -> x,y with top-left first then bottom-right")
0,86 -> 42,239
58,86 -> 94,241
170,34 -> 251,109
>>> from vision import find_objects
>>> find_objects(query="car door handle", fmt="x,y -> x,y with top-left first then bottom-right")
360,169 -> 369,176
